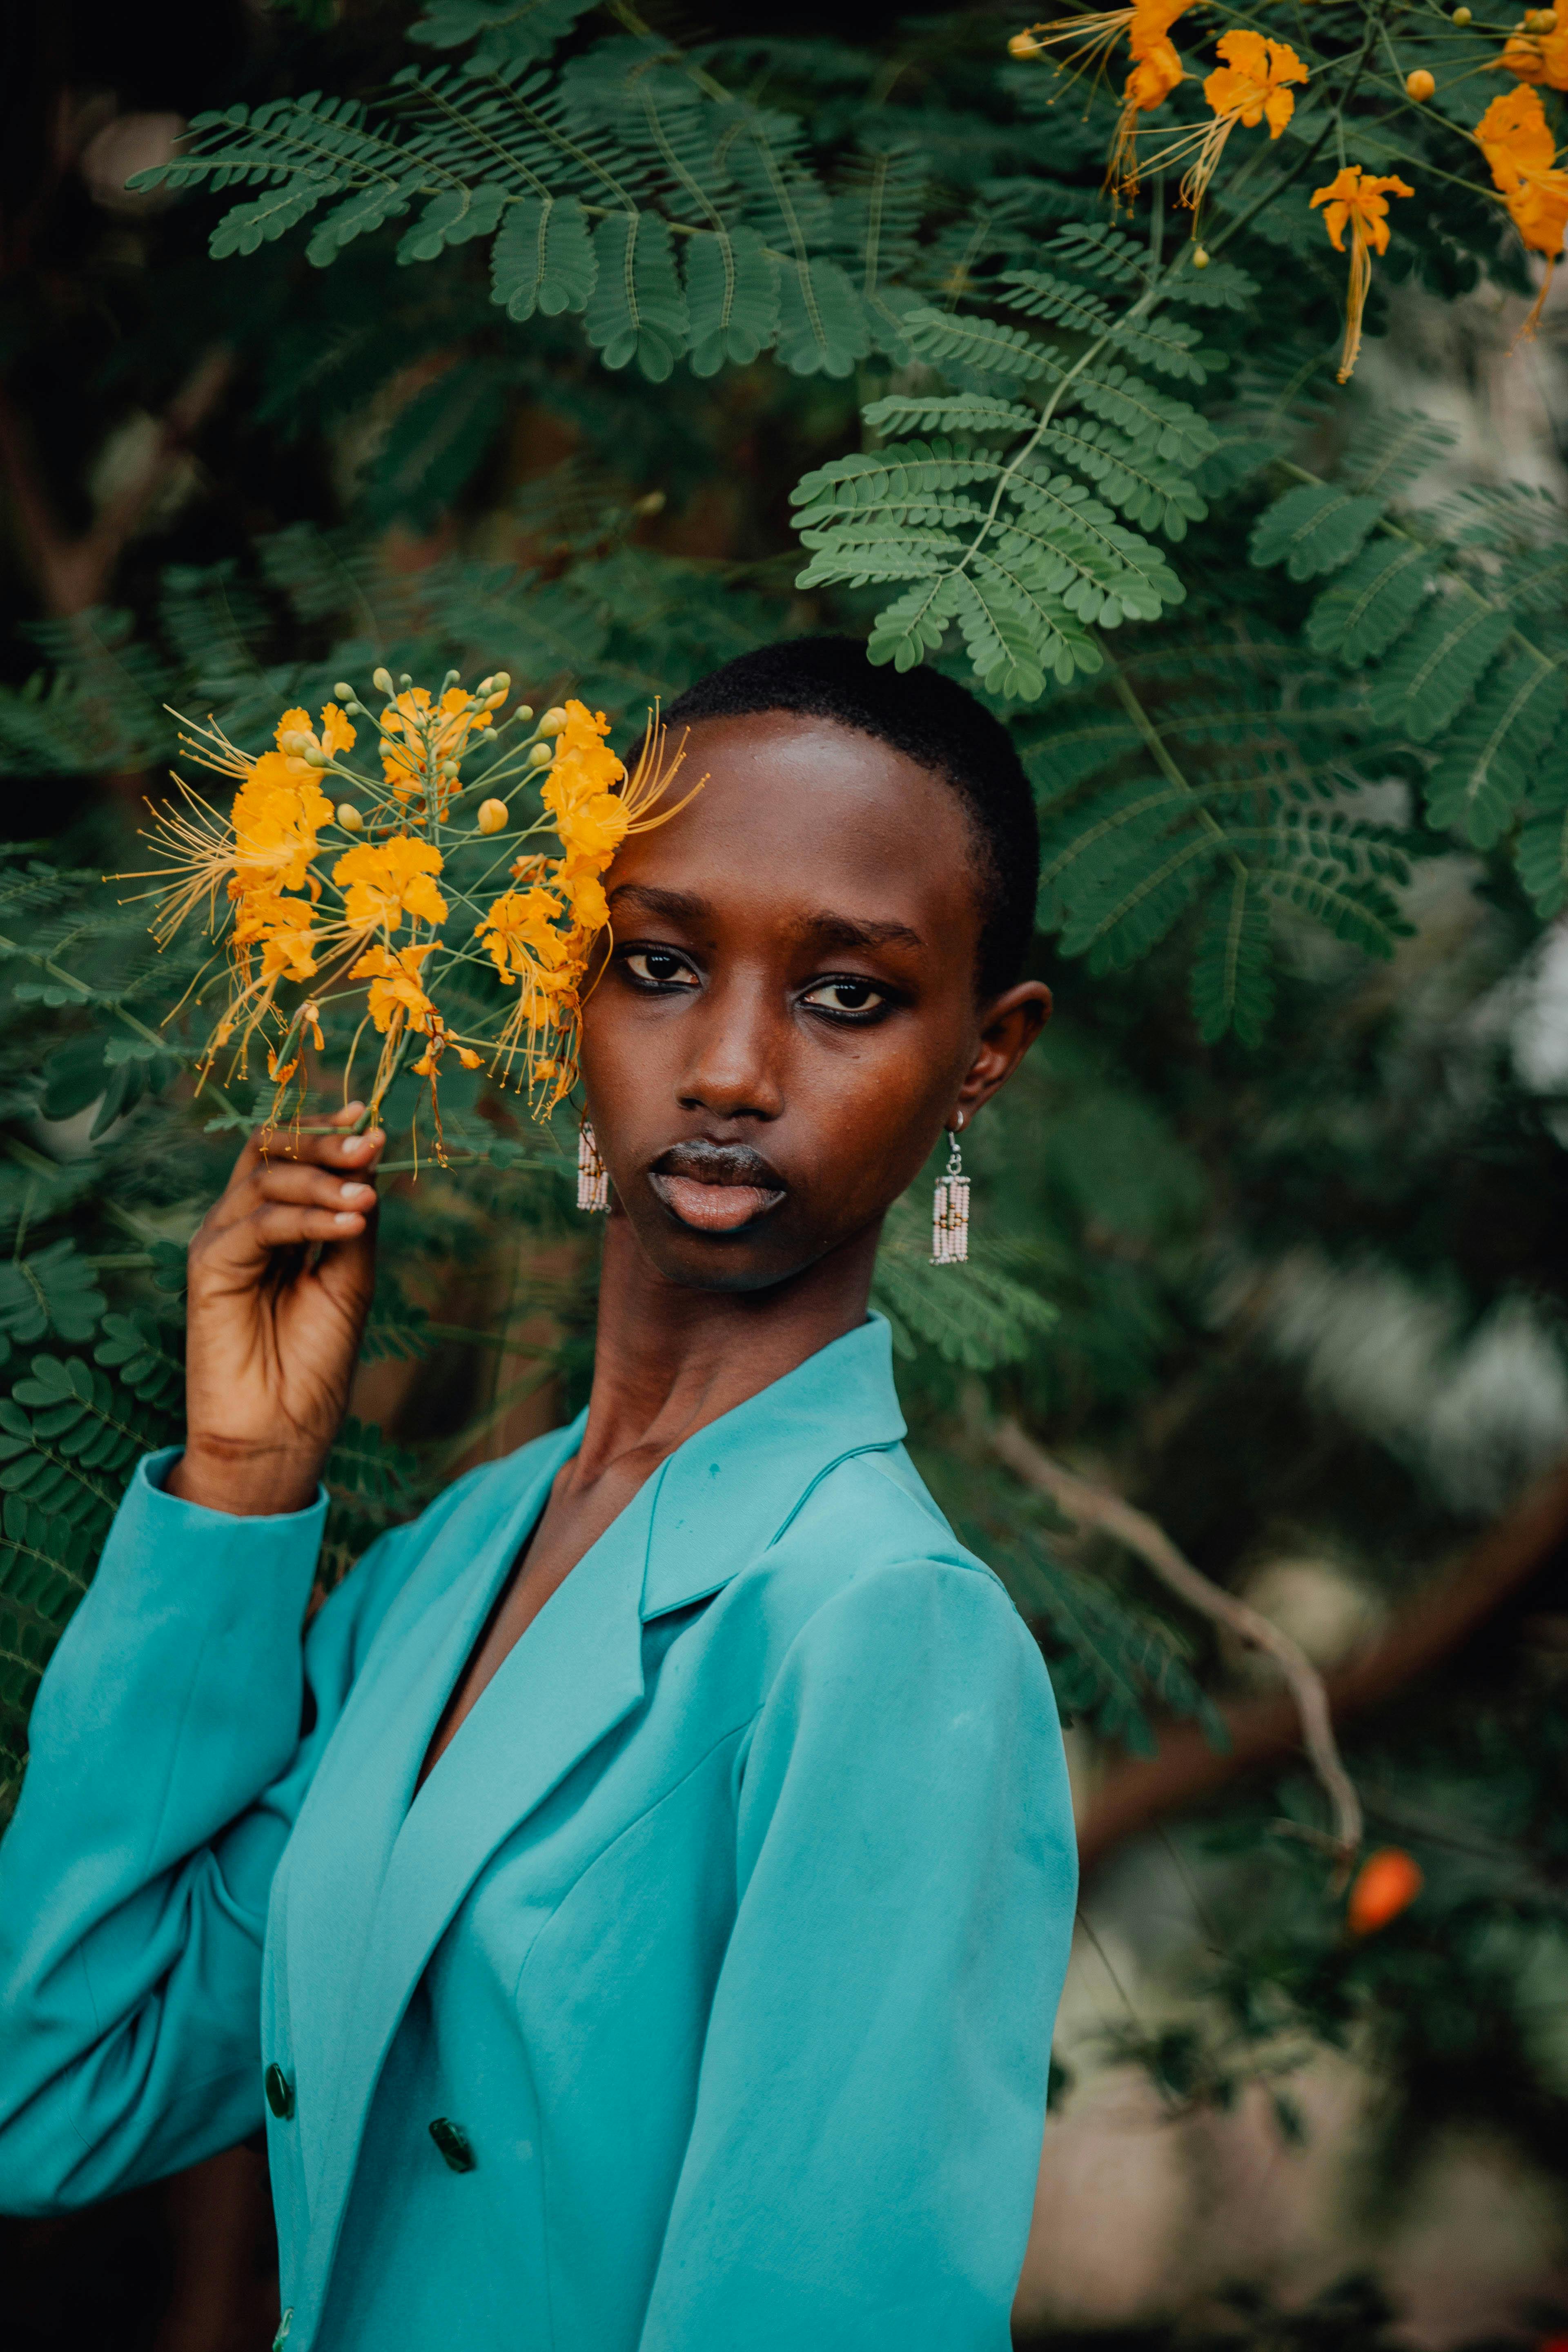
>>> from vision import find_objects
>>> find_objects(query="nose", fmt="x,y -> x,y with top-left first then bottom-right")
675,968 -> 784,1124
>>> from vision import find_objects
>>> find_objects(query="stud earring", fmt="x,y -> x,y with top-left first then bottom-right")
931,1116 -> 970,1265
576,1121 -> 610,1214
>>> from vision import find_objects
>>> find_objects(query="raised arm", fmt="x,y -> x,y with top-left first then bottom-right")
638,1559 -> 1077,2352
0,1106 -> 390,2211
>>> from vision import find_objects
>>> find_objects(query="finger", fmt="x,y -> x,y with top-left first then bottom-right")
228,1202 -> 374,1262
222,1105 -> 385,1192
201,1162 -> 377,1242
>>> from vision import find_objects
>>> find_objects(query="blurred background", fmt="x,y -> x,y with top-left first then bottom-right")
4,0 -> 1568,2347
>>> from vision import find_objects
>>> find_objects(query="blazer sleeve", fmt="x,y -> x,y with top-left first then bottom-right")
637,1556 -> 1078,2352
0,1450 -> 413,2214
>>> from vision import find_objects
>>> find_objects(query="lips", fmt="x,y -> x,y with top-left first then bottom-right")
648,1140 -> 786,1234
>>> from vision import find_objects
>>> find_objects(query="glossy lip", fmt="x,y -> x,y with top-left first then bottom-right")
647,1139 -> 787,1235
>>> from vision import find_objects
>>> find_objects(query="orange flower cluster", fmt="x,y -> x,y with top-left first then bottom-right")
1008,2 -> 1200,194
1492,12 -> 1568,92
128,673 -> 699,1143
380,684 -> 494,817
1477,83 -> 1568,281
1311,165 -> 1414,382
474,700 -> 698,1107
1138,28 -> 1307,217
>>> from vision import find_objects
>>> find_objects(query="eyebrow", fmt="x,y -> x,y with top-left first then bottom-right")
607,883 -> 925,956
607,883 -> 710,923
789,911 -> 926,955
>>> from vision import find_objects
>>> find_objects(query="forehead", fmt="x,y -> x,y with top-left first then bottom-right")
611,709 -> 983,938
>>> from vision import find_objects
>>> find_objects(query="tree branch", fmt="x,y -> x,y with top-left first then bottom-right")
992,1419 -> 1364,1863
1059,1450 -> 1568,1873
0,347 -> 232,619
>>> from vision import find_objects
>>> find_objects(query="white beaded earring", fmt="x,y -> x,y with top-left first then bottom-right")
576,1121 -> 610,1214
931,1115 -> 970,1265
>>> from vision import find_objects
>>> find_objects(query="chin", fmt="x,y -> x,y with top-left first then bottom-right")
614,1194 -> 811,1294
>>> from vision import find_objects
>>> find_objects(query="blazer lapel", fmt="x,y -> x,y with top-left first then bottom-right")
292,1459 -> 667,2339
275,1423 -> 582,2210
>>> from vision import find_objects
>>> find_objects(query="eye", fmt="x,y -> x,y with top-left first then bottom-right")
621,946 -> 698,989
800,976 -> 889,1021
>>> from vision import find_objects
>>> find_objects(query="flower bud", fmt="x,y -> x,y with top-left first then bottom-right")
477,798 -> 509,834
484,689 -> 508,710
514,703 -> 534,723
336,804 -> 364,832
1347,1848 -> 1423,1938
1451,5 -> 1470,21
490,671 -> 511,693
1008,29 -> 1041,55
540,706 -> 568,734
442,668 -> 461,690
303,744 -> 330,767
278,730 -> 309,757
333,681 -> 355,702
476,676 -> 495,697
372,667 -> 394,697
399,673 -> 412,690
1405,67 -> 1435,99
528,741 -> 555,769
1192,245 -> 1210,268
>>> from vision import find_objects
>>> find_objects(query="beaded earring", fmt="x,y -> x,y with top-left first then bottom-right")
931,1117 -> 970,1265
577,1121 -> 610,1213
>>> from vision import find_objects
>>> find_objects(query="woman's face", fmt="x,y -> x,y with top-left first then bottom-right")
578,710 -> 1049,1293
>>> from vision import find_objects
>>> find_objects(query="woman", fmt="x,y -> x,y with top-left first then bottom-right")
0,639 -> 1077,2351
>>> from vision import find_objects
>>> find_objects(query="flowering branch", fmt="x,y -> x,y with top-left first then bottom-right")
120,667 -> 699,1156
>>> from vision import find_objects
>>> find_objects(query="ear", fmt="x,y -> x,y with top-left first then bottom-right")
953,980 -> 1051,1123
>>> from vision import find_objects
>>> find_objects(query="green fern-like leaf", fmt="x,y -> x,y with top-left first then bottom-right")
491,193 -> 597,317
684,227 -> 780,372
1371,597 -> 1515,743
410,0 -> 599,70
0,1244 -> 108,1366
325,1414 -> 423,1505
584,211 -> 689,378
1517,757 -> 1568,916
1424,655 -> 1567,846
861,392 -> 1040,438
1191,874 -> 1274,1046
872,1196 -> 1057,1370
1306,538 -> 1432,664
899,307 -> 1051,382
1250,483 -> 1386,581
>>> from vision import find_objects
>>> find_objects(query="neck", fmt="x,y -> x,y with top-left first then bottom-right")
568,1212 -> 882,1486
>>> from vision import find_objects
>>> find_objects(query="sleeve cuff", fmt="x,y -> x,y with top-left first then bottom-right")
136,1448 -> 330,1541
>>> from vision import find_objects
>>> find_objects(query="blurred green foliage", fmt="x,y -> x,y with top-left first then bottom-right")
4,0 -> 1568,2337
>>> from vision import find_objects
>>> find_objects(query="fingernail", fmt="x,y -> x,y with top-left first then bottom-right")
340,1182 -> 372,1202
334,1211 -> 362,1227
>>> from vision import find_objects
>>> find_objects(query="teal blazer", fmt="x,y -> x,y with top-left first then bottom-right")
0,1318 -> 1076,2351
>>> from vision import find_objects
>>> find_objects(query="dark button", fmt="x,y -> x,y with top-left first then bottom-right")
264,2063 -> 294,2120
428,2117 -> 476,2172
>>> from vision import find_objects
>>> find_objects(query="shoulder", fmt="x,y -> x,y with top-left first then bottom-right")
733,1450 -> 1074,1874
752,1441 -> 1045,1694
771,1441 -> 1007,1611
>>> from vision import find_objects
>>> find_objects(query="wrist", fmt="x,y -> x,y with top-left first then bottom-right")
167,1436 -> 326,1519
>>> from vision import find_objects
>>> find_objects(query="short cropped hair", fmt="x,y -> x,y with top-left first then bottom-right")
664,637 -> 1039,1001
